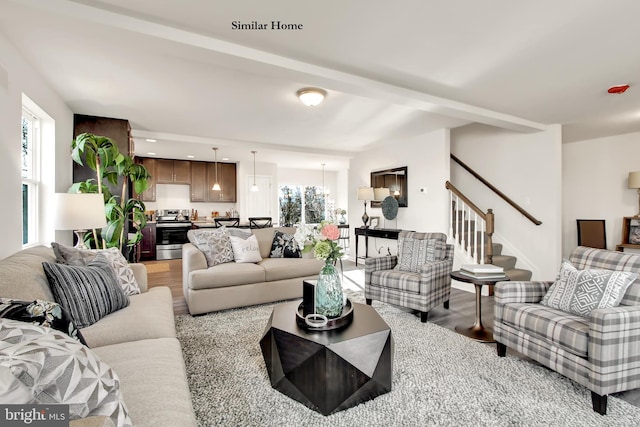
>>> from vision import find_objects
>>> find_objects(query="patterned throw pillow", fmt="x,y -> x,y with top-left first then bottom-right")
230,235 -> 262,263
541,260 -> 638,317
395,237 -> 438,272
50,243 -> 140,296
0,318 -> 132,427
0,298 -> 86,345
42,253 -> 130,328
270,230 -> 301,258
187,227 -> 235,267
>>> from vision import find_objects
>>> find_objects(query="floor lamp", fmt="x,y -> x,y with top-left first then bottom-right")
357,187 -> 374,228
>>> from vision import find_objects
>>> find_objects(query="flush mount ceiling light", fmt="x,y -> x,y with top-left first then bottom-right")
608,84 -> 630,94
296,87 -> 327,107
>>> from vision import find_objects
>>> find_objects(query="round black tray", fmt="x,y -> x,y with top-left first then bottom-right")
296,298 -> 353,331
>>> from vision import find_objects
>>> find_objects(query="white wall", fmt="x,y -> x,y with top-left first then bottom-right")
348,128 -> 451,260
450,123 -> 562,279
563,131 -> 640,256
0,33 -> 74,259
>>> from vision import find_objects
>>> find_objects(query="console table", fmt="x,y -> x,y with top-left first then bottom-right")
354,227 -> 402,266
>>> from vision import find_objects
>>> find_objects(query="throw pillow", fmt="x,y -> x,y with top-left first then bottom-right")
51,242 -> 97,265
0,298 -> 86,345
541,260 -> 638,317
187,227 -> 235,267
0,318 -> 132,427
230,234 -> 262,263
270,230 -> 301,258
50,243 -> 141,296
395,237 -> 438,272
42,252 -> 130,328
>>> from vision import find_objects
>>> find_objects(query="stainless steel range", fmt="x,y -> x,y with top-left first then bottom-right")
156,209 -> 191,260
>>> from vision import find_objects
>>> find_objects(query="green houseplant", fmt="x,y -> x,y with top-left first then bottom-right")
69,132 -> 151,253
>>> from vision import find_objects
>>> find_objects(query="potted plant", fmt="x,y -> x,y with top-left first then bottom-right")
69,133 -> 151,255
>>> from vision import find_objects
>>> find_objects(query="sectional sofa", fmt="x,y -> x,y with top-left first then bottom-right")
0,246 -> 196,427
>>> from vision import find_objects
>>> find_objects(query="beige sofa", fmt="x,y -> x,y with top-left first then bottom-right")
183,226 -> 325,315
0,246 -> 196,427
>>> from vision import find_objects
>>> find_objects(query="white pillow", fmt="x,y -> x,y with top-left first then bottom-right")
230,235 -> 262,263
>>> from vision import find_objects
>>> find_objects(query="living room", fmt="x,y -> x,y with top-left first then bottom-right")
2,1 -> 640,426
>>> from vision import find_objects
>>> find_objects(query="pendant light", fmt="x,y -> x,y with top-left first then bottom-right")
211,147 -> 221,191
251,151 -> 259,192
321,163 -> 329,196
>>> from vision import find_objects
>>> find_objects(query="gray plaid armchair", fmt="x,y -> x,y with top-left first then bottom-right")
494,246 -> 640,415
365,231 -> 453,322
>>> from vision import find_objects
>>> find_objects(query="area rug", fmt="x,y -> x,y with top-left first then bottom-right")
175,291 -> 640,426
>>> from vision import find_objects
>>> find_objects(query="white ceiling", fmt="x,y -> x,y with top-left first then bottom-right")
2,0 -> 640,170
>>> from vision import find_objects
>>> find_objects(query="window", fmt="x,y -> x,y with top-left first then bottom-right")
21,108 -> 39,246
278,185 -> 326,226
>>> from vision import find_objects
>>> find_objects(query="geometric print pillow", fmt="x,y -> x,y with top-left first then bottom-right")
98,248 -> 141,296
50,244 -> 140,296
0,318 -> 132,427
187,227 -> 235,267
541,259 -> 638,317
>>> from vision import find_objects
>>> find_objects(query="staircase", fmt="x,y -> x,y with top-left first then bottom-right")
451,205 -> 532,282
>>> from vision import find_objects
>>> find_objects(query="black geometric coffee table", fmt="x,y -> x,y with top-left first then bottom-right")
260,300 -> 393,415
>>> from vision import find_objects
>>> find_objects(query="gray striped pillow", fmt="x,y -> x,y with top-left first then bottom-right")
42,253 -> 129,329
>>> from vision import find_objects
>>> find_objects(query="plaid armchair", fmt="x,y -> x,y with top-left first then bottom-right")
365,231 -> 453,322
494,246 -> 640,415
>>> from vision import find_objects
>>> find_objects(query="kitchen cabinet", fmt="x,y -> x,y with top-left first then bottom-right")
157,159 -> 191,184
139,223 -> 156,261
190,161 -> 208,202
207,162 -> 237,202
72,114 -> 132,196
135,157 -> 157,202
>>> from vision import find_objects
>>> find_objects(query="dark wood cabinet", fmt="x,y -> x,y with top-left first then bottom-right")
190,161 -> 207,202
207,162 -> 237,202
139,223 -> 156,261
157,159 -> 191,184
72,114 -> 132,195
616,217 -> 640,252
135,157 -> 157,202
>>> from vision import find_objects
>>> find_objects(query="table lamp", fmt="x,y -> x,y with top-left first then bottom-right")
54,193 -> 107,249
357,187 -> 375,228
629,171 -> 640,216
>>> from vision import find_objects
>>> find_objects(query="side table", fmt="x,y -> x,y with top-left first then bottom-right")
450,270 -> 510,343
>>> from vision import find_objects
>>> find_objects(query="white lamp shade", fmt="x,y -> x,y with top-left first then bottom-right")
54,193 -> 106,230
373,187 -> 390,201
629,171 -> 640,189
357,187 -> 375,201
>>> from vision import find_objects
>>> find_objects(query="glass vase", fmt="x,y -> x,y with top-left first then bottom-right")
315,259 -> 344,318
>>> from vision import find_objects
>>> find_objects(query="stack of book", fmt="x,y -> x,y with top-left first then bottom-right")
459,264 -> 507,279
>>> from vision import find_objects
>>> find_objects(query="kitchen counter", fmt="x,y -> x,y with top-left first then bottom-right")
191,220 -> 250,229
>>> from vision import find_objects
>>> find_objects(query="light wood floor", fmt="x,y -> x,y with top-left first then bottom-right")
143,258 -> 640,409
